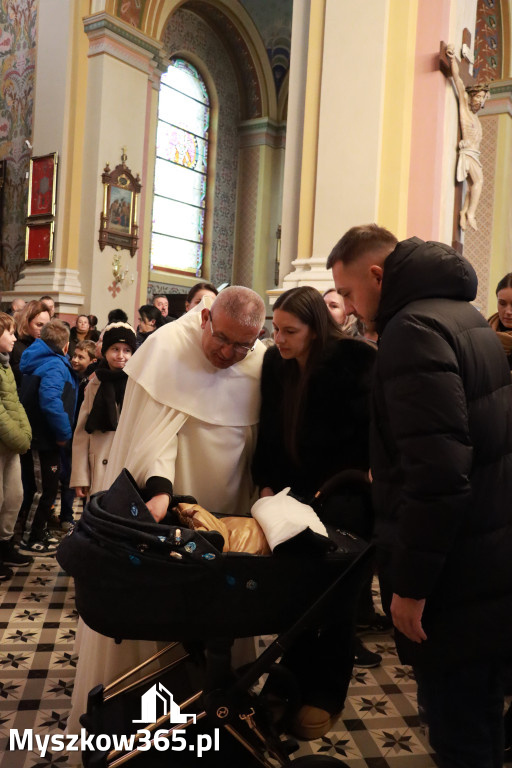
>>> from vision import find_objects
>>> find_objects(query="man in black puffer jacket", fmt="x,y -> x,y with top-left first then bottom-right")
327,224 -> 512,768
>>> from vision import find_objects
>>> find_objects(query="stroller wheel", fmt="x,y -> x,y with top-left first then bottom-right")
292,757 -> 349,766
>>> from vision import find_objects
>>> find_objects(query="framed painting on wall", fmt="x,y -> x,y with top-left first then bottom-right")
98,151 -> 141,257
25,220 -> 54,263
27,153 -> 58,218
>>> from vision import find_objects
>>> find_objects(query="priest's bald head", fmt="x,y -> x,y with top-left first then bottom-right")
200,286 -> 265,369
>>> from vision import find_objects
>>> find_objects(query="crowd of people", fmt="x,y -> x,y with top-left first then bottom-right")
0,244 -> 511,766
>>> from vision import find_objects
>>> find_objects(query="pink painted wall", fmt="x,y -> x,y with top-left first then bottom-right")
407,0 -> 451,240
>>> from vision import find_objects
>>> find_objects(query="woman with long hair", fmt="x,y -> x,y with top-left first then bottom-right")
11,300 -> 51,387
252,286 -> 376,740
488,273 -> 512,370
136,304 -> 165,347
254,286 -> 374,499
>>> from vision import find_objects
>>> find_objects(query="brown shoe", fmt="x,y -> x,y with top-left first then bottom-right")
291,705 -> 336,740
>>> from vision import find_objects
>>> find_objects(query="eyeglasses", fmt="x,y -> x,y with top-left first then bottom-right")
208,312 -> 256,357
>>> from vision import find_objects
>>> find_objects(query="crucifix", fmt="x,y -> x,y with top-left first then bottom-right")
440,30 -> 490,249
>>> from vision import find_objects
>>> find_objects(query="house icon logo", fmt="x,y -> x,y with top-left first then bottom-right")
133,682 -> 197,725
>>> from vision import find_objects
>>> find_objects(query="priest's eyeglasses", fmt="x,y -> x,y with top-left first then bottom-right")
208,312 -> 256,357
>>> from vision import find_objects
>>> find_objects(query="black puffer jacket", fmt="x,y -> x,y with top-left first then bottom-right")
372,237 -> 512,666
252,337 -> 375,501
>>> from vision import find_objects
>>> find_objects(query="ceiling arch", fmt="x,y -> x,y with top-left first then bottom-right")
141,0 -> 279,120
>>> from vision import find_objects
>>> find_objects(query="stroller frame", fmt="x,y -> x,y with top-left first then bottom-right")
80,543 -> 374,768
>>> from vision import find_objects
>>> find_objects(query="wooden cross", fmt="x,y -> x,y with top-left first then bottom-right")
440,29 -> 479,252
440,28 -> 476,86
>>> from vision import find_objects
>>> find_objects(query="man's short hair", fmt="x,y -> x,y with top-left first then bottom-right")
0,311 -> 15,336
212,286 -> 265,329
326,224 -> 398,269
75,340 -> 97,360
152,294 -> 168,304
41,319 -> 70,350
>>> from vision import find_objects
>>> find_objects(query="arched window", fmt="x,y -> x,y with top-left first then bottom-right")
150,58 -> 210,276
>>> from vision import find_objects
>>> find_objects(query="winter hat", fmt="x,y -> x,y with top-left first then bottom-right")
101,322 -> 137,355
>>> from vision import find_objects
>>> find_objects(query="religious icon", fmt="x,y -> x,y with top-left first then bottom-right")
98,149 -> 141,257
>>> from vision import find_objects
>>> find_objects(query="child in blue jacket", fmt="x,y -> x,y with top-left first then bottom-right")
18,319 -> 78,555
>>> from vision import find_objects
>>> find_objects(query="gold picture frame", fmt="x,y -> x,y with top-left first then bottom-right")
98,152 -> 142,257
27,152 -> 58,219
25,219 -> 54,263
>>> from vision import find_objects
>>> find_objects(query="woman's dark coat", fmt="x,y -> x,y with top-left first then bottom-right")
252,337 -> 375,502
372,237 -> 512,666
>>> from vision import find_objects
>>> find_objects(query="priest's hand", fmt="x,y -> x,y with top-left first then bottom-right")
147,493 -> 171,523
390,594 -> 427,643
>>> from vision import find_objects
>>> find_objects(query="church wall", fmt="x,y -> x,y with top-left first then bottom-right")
378,0 -> 418,239
239,0 -> 292,97
148,6 -> 241,299
463,113 -> 498,311
0,0 -> 37,292
488,112 -> 512,308
312,0 -> 389,259
405,0 -> 452,242
31,0 -> 83,274
78,47 -> 150,326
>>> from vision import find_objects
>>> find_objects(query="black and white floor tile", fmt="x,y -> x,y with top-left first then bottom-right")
0,505 -> 439,767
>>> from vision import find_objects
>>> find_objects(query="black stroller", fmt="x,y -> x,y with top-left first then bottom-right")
57,469 -> 373,767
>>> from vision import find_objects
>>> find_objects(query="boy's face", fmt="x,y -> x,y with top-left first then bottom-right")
0,327 -> 17,355
71,348 -> 94,374
104,343 -> 132,370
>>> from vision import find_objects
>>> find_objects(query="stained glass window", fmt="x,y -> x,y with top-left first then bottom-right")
150,58 -> 210,275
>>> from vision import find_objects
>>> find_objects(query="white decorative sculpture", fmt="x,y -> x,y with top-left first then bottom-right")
446,44 -> 490,231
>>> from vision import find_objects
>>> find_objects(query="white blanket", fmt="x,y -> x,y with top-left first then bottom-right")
251,487 -> 328,551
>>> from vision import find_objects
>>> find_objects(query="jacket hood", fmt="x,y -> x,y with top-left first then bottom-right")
376,237 -> 478,334
19,338 -> 71,375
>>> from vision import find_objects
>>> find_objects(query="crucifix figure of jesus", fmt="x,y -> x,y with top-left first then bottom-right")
446,44 -> 489,231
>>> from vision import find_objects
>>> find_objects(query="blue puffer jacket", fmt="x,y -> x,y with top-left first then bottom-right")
19,339 -> 78,450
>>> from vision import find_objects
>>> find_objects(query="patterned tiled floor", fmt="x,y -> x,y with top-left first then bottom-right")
0,511 -> 439,768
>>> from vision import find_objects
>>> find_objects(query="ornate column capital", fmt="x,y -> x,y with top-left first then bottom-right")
83,11 -> 167,87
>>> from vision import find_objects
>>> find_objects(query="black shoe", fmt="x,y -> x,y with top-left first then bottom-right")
42,529 -> 59,546
354,638 -> 382,668
357,612 -> 393,634
0,562 -> 14,580
0,539 -> 33,567
18,540 -> 57,557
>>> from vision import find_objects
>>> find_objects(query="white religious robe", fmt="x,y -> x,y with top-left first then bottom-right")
67,301 -> 265,741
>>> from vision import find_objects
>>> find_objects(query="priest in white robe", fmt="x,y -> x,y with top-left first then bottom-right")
67,286 -> 266,740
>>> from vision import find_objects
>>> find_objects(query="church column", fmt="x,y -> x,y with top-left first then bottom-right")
277,0 -> 391,297
233,119 -> 285,304
277,0 -> 310,285
77,12 -> 164,327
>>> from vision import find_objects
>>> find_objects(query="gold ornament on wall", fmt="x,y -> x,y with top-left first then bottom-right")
99,148 -> 141,257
